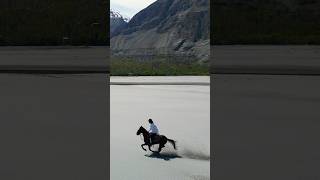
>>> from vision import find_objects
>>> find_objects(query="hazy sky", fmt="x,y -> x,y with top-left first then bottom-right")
111,0 -> 157,18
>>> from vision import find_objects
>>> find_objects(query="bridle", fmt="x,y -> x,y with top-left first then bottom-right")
138,127 -> 149,143
139,134 -> 144,141
137,128 -> 145,141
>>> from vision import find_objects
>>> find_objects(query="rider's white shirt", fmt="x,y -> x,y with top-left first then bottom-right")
149,123 -> 159,134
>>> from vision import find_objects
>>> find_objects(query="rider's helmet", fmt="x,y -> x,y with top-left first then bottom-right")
148,119 -> 153,124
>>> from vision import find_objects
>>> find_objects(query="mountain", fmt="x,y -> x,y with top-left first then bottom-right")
110,0 -> 210,61
110,10 -> 129,38
213,0 -> 320,44
0,0 -> 108,45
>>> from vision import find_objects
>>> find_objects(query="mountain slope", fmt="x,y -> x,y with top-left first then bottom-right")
0,0 -> 108,45
111,0 -> 209,60
110,10 -> 128,38
213,0 -> 320,44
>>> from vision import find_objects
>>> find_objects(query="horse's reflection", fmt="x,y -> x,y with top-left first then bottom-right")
136,126 -> 177,153
145,152 -> 181,161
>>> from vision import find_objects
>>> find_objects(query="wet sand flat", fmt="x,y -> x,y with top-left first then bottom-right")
212,45 -> 320,75
212,74 -> 320,180
111,76 -> 210,180
0,73 -> 109,180
0,46 -> 109,72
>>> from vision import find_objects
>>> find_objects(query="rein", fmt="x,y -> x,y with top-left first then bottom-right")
138,126 -> 150,144
139,134 -> 144,141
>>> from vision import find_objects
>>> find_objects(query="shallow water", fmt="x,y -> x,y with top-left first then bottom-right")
110,76 -> 210,180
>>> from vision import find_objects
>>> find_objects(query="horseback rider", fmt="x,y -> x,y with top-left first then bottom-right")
148,118 -> 159,143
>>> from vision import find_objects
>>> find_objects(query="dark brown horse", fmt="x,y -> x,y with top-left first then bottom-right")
136,126 -> 176,153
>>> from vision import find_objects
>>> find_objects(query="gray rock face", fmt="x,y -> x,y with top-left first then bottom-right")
110,10 -> 128,38
110,0 -> 209,61
213,0 -> 320,44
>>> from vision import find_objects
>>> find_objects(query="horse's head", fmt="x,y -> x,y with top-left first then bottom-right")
136,126 -> 144,135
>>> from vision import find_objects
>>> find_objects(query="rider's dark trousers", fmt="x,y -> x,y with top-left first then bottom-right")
150,133 -> 157,143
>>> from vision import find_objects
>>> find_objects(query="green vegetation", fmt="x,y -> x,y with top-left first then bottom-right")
213,0 -> 320,44
111,56 -> 209,76
0,0 -> 108,45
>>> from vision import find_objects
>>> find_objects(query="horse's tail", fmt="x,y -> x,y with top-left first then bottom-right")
167,138 -> 177,150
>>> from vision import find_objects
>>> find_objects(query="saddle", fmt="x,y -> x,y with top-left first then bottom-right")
150,134 -> 161,144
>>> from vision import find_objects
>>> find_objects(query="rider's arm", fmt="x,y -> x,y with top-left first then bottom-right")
149,124 -> 155,133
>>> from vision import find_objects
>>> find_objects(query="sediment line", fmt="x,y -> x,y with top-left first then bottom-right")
110,82 -> 210,85
0,65 -> 109,74
211,65 -> 320,76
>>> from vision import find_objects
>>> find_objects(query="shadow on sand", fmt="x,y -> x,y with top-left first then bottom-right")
145,152 -> 182,161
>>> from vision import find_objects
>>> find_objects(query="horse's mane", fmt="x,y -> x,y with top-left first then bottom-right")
140,126 -> 148,133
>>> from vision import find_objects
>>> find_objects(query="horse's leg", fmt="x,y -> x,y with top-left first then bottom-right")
158,143 -> 162,153
160,139 -> 167,148
141,144 -> 147,151
148,145 -> 155,152
148,144 -> 159,153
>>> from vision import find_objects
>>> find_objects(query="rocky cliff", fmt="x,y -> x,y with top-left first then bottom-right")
110,0 -> 210,61
110,10 -> 128,38
0,0 -> 108,45
213,0 -> 320,44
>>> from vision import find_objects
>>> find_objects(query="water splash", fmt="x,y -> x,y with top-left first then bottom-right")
146,144 -> 210,161
180,148 -> 210,161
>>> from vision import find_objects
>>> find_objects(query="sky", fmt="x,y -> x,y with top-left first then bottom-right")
110,0 -> 157,18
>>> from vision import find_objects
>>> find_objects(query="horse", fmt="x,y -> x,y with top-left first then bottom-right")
136,126 -> 176,153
